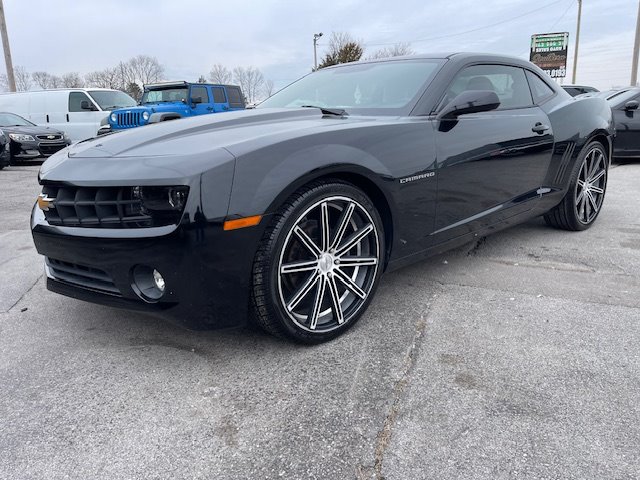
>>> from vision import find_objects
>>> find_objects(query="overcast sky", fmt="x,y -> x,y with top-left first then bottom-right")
3,0 -> 638,91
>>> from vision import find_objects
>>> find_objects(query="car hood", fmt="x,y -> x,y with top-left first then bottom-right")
39,108 -> 382,183
1,125 -> 65,136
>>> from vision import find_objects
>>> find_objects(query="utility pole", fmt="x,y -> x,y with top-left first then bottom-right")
571,0 -> 582,84
313,32 -> 323,71
631,0 -> 640,86
0,0 -> 15,92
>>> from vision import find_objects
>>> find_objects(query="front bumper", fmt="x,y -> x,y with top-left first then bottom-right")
11,139 -> 70,160
30,205 -> 264,330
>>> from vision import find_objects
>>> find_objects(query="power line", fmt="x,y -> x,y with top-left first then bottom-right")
548,0 -> 575,31
517,0 -> 575,57
363,0 -> 566,47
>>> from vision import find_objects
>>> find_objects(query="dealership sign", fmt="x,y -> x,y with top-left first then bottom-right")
530,32 -> 569,78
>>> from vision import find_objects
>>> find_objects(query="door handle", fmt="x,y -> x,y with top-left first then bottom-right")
206,107 -> 214,111
532,122 -> 550,134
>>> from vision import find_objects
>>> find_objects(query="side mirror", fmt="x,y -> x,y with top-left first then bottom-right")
437,90 -> 500,121
624,100 -> 639,110
191,97 -> 203,106
80,100 -> 97,111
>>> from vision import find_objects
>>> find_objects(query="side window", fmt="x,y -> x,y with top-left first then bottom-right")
525,70 -> 556,103
444,64 -> 533,110
226,87 -> 245,108
191,86 -> 209,104
212,87 -> 226,103
68,92 -> 93,112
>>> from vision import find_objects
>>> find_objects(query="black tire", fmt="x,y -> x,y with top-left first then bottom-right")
251,180 -> 385,344
544,141 -> 608,231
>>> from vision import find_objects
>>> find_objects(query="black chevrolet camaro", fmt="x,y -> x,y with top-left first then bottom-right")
31,53 -> 613,343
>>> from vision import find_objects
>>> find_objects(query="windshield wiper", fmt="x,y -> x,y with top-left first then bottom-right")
301,105 -> 348,116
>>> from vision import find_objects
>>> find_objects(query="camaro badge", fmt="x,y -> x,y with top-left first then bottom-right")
399,172 -> 435,184
37,193 -> 56,211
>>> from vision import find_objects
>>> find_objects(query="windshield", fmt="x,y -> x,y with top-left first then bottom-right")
88,90 -> 136,110
141,87 -> 189,104
258,59 -> 444,114
0,112 -> 35,126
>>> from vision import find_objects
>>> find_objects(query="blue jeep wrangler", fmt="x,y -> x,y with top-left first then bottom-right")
106,81 -> 245,132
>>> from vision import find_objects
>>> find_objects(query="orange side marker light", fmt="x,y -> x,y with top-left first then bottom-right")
223,215 -> 262,231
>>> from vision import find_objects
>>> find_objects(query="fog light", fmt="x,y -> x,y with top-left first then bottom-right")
131,265 -> 166,302
153,269 -> 165,292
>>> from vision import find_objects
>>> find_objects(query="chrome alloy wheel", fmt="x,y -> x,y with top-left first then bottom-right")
277,196 -> 380,333
575,146 -> 607,224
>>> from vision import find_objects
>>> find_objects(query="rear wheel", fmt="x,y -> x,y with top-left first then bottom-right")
252,181 -> 384,343
544,141 -> 608,231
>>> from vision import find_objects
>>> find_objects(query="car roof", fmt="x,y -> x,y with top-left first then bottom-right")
326,52 -> 536,68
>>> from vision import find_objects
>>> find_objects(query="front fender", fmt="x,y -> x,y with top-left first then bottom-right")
228,143 -> 393,218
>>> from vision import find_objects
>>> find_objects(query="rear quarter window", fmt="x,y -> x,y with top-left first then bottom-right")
526,70 -> 556,103
226,87 -> 245,108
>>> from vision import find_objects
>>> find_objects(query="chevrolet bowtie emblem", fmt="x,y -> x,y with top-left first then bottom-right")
37,193 -> 56,211
47,135 -> 55,139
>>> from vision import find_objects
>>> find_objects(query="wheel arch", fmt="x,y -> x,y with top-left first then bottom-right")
263,165 -> 396,269
148,112 -> 183,124
586,130 -> 613,164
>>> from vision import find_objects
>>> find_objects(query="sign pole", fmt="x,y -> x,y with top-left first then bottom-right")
0,0 -> 15,92
571,0 -> 582,84
631,0 -> 640,86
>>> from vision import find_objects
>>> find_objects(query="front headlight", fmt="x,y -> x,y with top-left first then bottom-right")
110,113 -> 117,122
131,186 -> 189,217
142,111 -> 150,121
9,133 -> 35,142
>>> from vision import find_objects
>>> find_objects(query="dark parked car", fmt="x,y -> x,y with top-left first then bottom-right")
592,87 -> 640,160
0,130 -> 10,169
31,53 -> 613,343
0,112 -> 71,165
562,84 -> 599,97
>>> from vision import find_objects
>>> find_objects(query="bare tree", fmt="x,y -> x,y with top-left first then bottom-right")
209,64 -> 232,84
61,72 -> 85,88
49,75 -> 63,88
32,71 -> 55,89
233,66 -> 264,104
318,32 -> 364,69
367,42 -> 414,60
127,54 -> 164,85
85,67 -> 121,89
262,79 -> 275,99
13,66 -> 32,91
197,75 -> 207,83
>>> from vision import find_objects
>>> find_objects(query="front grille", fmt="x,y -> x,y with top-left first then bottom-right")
46,257 -> 120,295
39,142 -> 66,156
36,134 -> 63,141
115,111 -> 143,127
42,185 -> 154,228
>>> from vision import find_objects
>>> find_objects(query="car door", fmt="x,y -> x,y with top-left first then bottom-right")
67,91 -> 101,141
211,86 -> 230,112
612,92 -> 640,158
432,64 -> 555,243
189,85 -> 212,116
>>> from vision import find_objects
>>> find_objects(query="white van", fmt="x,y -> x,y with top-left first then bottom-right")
0,88 -> 137,142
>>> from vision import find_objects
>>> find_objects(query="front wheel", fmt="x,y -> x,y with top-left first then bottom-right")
544,141 -> 608,231
252,181 -> 384,344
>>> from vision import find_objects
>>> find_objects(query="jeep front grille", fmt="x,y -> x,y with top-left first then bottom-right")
115,112 -> 143,127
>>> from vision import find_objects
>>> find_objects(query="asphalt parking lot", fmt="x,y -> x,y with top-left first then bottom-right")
1,161 -> 639,480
